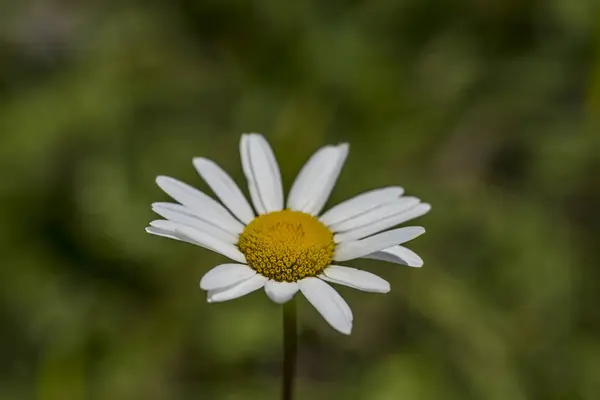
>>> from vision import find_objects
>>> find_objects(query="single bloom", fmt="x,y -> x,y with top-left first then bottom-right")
147,133 -> 430,334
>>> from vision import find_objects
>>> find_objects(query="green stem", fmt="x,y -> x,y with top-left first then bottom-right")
282,297 -> 297,400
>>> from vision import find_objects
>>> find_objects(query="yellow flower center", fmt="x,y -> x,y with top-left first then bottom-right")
238,210 -> 335,282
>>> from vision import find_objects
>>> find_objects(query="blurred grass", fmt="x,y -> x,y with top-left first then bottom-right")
0,0 -> 598,399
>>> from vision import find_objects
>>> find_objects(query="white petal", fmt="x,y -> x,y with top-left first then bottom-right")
335,203 -> 431,243
287,143 -> 349,215
334,226 -> 426,262
155,176 -> 244,234
287,146 -> 332,211
331,197 -> 420,232
299,277 -> 353,335
152,202 -> 238,243
148,220 -> 243,262
320,265 -> 390,293
362,245 -> 424,267
192,158 -> 255,224
240,135 -> 264,214
207,274 -> 268,303
264,281 -> 299,304
200,263 -> 256,290
145,226 -> 197,245
156,222 -> 247,263
240,133 -> 283,214
319,186 -> 404,227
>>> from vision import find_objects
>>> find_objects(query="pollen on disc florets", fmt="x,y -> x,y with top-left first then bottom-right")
238,210 -> 335,282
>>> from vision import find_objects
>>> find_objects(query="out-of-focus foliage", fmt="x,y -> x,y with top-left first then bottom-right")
0,0 -> 598,399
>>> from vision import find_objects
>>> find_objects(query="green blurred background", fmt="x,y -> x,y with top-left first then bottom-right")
1,0 -> 599,399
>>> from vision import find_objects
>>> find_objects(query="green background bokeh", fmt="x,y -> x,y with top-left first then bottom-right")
1,1 -> 598,399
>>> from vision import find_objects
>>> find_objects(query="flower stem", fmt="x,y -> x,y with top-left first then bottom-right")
282,297 -> 297,400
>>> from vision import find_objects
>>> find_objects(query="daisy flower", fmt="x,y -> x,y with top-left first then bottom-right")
147,133 -> 430,335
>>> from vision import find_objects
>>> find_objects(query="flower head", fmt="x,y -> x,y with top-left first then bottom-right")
147,134 -> 430,334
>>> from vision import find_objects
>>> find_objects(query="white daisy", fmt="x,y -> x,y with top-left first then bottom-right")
147,133 -> 430,335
